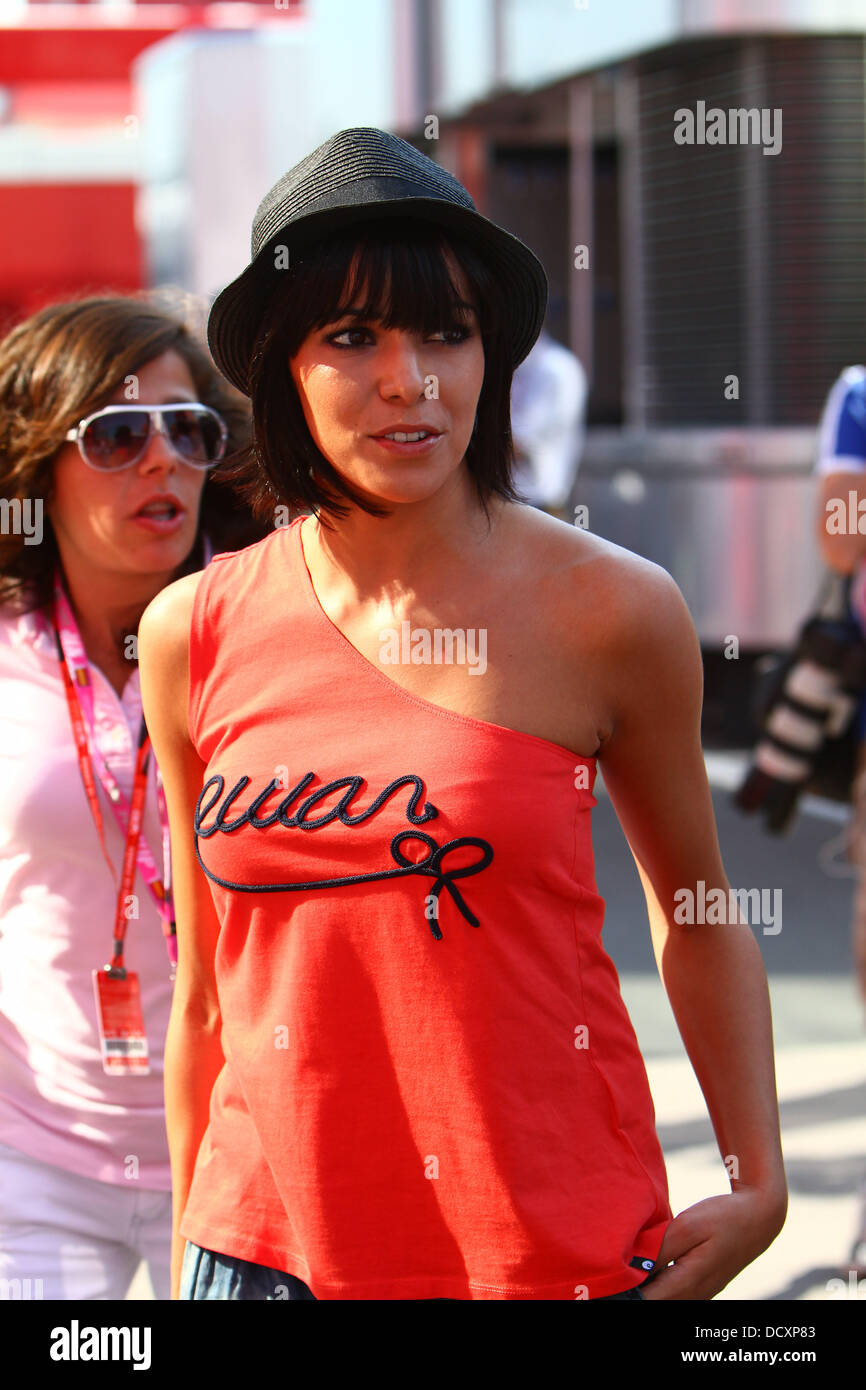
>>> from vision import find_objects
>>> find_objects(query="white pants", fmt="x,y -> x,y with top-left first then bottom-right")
0,1139 -> 171,1300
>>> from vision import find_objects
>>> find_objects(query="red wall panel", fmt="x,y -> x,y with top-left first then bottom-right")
0,28 -> 173,83
0,183 -> 142,324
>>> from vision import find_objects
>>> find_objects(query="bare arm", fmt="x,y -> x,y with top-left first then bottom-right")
596,556 -> 787,1299
138,572 -> 226,1301
815,469 -> 866,574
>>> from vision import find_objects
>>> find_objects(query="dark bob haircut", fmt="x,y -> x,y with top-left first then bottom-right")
220,216 -> 524,525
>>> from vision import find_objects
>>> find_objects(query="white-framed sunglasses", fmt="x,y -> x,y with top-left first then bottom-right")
64,402 -> 228,472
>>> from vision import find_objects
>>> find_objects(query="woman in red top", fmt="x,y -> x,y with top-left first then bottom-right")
139,128 -> 787,1301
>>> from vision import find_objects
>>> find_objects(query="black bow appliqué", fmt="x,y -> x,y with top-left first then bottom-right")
194,772 -> 494,940
388,830 -> 493,939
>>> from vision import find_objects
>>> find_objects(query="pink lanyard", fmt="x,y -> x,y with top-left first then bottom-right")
50,571 -> 177,974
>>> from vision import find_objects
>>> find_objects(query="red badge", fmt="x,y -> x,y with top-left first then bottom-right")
92,968 -> 150,1075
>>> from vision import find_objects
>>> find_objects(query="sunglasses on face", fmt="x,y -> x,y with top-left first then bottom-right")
63,403 -> 228,472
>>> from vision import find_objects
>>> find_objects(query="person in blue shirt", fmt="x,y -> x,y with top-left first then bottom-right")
814,363 -> 866,1274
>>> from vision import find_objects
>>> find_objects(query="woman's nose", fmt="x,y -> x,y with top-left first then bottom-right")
376,332 -> 426,400
138,417 -> 180,475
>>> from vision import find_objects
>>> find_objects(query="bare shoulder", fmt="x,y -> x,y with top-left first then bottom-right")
501,503 -> 691,641
138,570 -> 207,745
499,506 -> 700,748
138,570 -> 204,654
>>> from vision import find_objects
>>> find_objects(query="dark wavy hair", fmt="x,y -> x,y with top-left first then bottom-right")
0,291 -> 265,614
219,216 -> 522,528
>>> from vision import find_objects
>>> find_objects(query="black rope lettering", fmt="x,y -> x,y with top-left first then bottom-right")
193,771 -> 492,939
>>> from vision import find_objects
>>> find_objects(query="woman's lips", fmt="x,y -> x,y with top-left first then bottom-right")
369,432 -> 442,456
129,507 -> 187,535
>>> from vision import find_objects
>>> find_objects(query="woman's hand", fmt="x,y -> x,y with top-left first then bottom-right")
639,1189 -> 787,1300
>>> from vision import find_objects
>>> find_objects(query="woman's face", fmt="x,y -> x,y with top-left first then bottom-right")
288,253 -> 485,507
48,349 -> 208,583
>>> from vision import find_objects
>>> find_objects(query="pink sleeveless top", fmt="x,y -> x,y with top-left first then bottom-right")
180,515 -> 671,1299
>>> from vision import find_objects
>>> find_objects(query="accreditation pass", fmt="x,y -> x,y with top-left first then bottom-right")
92,968 -> 150,1075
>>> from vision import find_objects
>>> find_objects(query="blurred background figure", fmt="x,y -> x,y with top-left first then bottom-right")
509,326 -> 587,520
0,292 -> 261,1300
813,361 -> 866,1276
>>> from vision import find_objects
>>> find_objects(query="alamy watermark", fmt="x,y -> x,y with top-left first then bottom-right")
379,622 -> 487,675
0,1276 -> 43,1299
0,498 -> 42,545
674,101 -> 782,156
825,490 -> 866,534
675,879 -> 782,935
49,1321 -> 151,1370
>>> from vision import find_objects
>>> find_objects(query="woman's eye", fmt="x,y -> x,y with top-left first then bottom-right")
327,324 -> 472,348
329,328 -> 371,347
429,326 -> 472,345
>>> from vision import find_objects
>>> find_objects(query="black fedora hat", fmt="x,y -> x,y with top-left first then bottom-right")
206,126 -> 548,396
